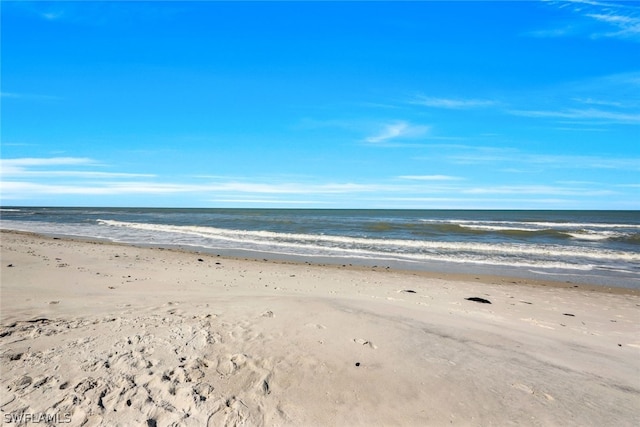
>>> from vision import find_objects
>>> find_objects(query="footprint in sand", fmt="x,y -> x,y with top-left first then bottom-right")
8,375 -> 32,391
512,383 -> 554,401
1,393 -> 15,407
207,396 -> 252,427
305,323 -> 326,329
217,354 -> 249,376
353,338 -> 377,349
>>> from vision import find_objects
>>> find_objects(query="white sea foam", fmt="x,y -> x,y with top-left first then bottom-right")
421,219 -> 640,229
97,219 -> 640,262
432,219 -> 636,240
459,225 -> 544,232
3,214 -> 640,286
566,231 -> 624,241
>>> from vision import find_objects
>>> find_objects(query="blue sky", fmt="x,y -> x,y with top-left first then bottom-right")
1,0 -> 639,209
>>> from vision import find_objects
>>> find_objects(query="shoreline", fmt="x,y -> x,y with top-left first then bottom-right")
1,229 -> 639,426
2,229 -> 638,296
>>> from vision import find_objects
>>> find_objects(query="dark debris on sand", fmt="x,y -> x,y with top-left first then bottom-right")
465,297 -> 492,304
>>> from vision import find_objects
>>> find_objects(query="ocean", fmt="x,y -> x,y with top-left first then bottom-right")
1,208 -> 639,288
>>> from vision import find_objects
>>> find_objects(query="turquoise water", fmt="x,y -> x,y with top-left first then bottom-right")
1,208 -> 639,288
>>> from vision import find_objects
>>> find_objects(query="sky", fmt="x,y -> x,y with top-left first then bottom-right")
1,0 -> 639,209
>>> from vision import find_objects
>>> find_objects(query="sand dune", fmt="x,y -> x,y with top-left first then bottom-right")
1,230 -> 639,426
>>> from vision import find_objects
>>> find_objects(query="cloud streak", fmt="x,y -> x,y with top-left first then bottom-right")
0,158 -> 400,199
447,151 -> 640,170
0,157 -> 155,180
365,121 -> 429,143
542,0 -> 640,41
508,107 -> 640,124
462,185 -> 615,197
411,96 -> 497,109
397,175 -> 463,181
1,156 -> 636,209
1,92 -> 61,101
2,179 -> 614,201
0,157 -> 96,175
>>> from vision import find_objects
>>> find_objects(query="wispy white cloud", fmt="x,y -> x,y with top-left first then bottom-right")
0,180 -> 411,199
564,0 -> 623,7
210,199 -> 330,205
411,96 -> 497,109
507,107 -> 640,124
365,121 -> 429,143
0,159 -> 155,183
540,0 -> 640,41
586,12 -> 640,38
0,157 -> 95,174
397,175 -> 463,181
4,179 -> 609,201
4,171 -> 156,179
526,27 -> 579,38
1,92 -> 61,101
3,0 -> 183,33
0,158 -> 402,199
1,157 -> 153,179
448,151 -> 640,171
1,156 -> 636,209
577,71 -> 640,95
553,127 -> 607,132
41,11 -> 64,21
529,154 -> 640,170
1,157 -> 94,166
365,123 -> 406,143
0,181 -> 203,196
572,97 -> 623,107
0,156 -> 453,203
208,182 -> 389,194
499,72 -> 640,129
587,13 -> 636,25
462,184 -> 616,197
372,196 -> 581,209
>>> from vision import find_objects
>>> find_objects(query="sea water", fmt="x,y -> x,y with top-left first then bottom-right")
1,208 -> 639,288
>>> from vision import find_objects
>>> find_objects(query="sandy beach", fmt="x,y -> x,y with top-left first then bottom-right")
1,230 -> 638,426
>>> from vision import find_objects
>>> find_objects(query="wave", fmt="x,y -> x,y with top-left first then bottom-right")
97,219 -> 640,263
621,234 -> 640,245
458,224 -> 544,232
425,221 -> 638,242
565,231 -> 627,241
421,218 -> 640,230
94,221 -> 594,270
